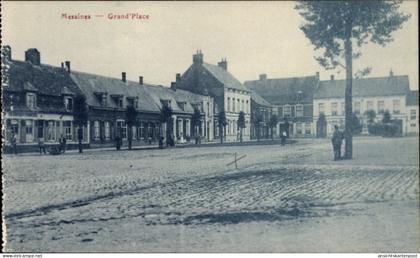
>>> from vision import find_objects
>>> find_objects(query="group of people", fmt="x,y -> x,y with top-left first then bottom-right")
38,135 -> 67,155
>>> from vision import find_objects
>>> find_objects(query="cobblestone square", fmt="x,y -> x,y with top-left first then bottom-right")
3,137 -> 419,252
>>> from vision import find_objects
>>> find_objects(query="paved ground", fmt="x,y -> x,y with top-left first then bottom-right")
2,136 -> 419,252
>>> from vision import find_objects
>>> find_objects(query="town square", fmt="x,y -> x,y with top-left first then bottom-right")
2,0 -> 419,254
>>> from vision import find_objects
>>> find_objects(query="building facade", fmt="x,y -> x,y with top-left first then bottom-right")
313,74 -> 411,136
245,73 -> 319,138
2,46 -> 89,153
406,91 -> 419,135
178,51 -> 251,142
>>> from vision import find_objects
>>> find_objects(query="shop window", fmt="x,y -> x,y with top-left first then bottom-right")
305,123 -> 311,135
63,121 -> 72,140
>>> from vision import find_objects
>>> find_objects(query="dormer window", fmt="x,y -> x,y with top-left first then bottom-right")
111,95 -> 124,108
127,97 -> 139,109
161,99 -> 172,108
26,93 -> 37,109
64,96 -> 73,111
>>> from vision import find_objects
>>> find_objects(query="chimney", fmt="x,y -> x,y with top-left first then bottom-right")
1,45 -> 12,61
330,75 -> 335,81
65,61 -> 71,73
176,73 -> 181,84
193,50 -> 203,64
139,76 -> 143,85
25,48 -> 40,65
315,71 -> 320,80
121,72 -> 126,83
389,69 -> 394,77
171,82 -> 177,91
217,58 -> 227,70
259,74 -> 267,80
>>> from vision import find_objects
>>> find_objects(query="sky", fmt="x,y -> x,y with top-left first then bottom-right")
2,1 -> 418,90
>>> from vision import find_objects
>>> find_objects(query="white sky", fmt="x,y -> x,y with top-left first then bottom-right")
2,1 -> 418,90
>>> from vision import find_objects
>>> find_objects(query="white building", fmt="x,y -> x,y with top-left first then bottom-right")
406,91 -> 419,135
313,73 -> 411,136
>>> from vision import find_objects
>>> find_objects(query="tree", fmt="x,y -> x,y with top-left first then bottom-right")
191,107 -> 202,144
160,105 -> 173,146
218,110 -> 227,144
237,111 -> 246,143
316,112 -> 327,138
73,94 -> 88,153
126,105 -> 138,150
296,1 -> 410,159
365,109 -> 376,124
269,114 -> 278,140
349,113 -> 362,135
252,113 -> 263,141
382,110 -> 392,123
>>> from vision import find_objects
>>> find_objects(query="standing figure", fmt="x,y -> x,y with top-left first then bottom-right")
11,133 -> 18,154
115,135 -> 121,150
280,131 -> 287,146
39,137 -> 46,154
331,125 -> 344,161
59,134 -> 67,153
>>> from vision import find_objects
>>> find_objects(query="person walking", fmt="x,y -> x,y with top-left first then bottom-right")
11,133 -> 18,155
39,137 -> 46,154
331,125 -> 344,161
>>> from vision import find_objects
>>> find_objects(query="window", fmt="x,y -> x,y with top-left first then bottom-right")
366,101 -> 373,111
127,98 -> 134,107
139,122 -> 145,139
94,121 -> 100,140
63,121 -> 72,140
227,97 -> 230,112
378,100 -> 385,113
410,110 -> 417,120
237,99 -> 240,112
341,102 -> 345,115
132,126 -> 137,140
25,120 -> 34,142
207,102 -> 210,115
64,97 -> 73,111
232,98 -> 236,112
246,100 -> 249,113
118,98 -> 123,108
318,103 -> 324,114
393,99 -> 400,114
331,103 -> 338,116
241,100 -> 244,111
46,121 -> 56,141
284,105 -> 291,117
26,93 -> 36,109
296,123 -> 303,134
305,123 -> 311,135
116,120 -> 127,140
101,94 -> 107,106
104,122 -> 110,140
354,101 -> 361,114
295,104 -> 303,117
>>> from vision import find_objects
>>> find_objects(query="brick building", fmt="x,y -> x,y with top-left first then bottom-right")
178,51 -> 251,142
245,73 -> 319,138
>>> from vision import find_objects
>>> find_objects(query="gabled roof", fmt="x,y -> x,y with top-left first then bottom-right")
407,91 -> 418,106
202,63 -> 249,92
70,71 -> 161,113
244,75 -> 319,105
141,84 -> 185,113
314,75 -> 410,99
6,60 -> 80,96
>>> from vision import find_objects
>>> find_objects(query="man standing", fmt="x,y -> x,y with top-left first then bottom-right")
39,137 -> 46,154
280,131 -> 287,146
11,133 -> 18,155
331,125 -> 343,161
59,134 -> 67,153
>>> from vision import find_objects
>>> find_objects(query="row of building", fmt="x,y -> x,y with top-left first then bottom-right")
2,46 -> 418,152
